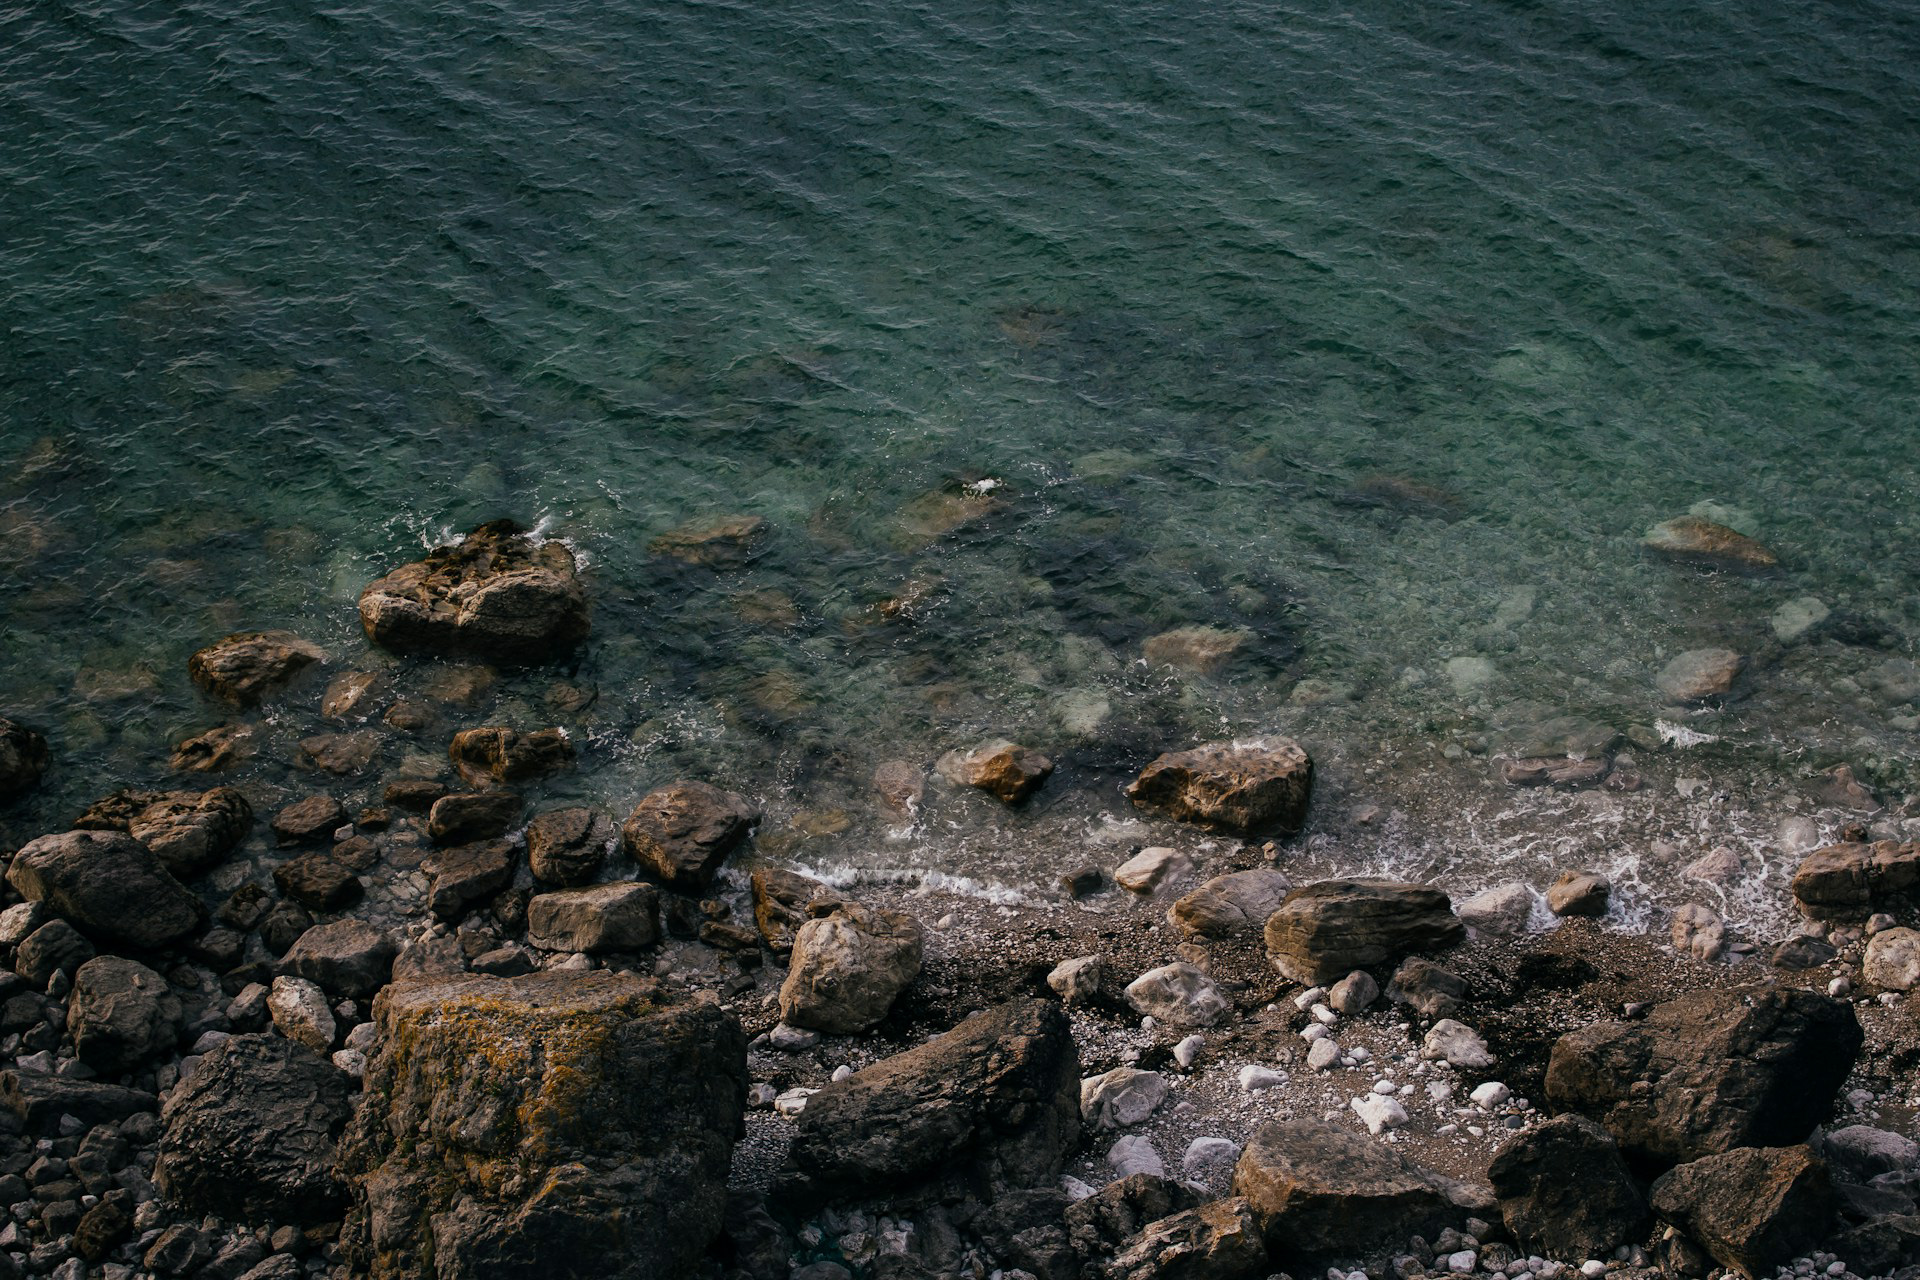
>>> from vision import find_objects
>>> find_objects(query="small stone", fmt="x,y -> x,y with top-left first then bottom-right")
266,977 -> 334,1055
1239,1065 -> 1286,1092
1183,1136 -> 1241,1178
1113,847 -> 1191,894
1423,1020 -> 1496,1070
1329,970 -> 1380,1015
1459,883 -> 1536,935
1047,955 -> 1105,1006
1655,649 -> 1745,704
1123,962 -> 1230,1027
1174,1035 -> 1205,1070
767,1023 -> 820,1051
1108,1135 -> 1164,1179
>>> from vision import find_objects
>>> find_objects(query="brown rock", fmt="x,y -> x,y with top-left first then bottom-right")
170,723 -> 256,772
6,831 -> 205,948
273,854 -> 362,911
525,883 -> 660,953
1545,871 -> 1610,918
1263,880 -> 1464,985
1127,738 -> 1312,837
422,664 -> 496,708
382,699 -> 438,734
1642,516 -> 1778,571
426,791 -> 523,845
779,903 -> 924,1034
936,738 -> 1054,805
750,868 -> 840,954
358,519 -> 590,664
621,781 -> 758,890
1656,648 -> 1745,704
1488,1114 -> 1648,1259
448,726 -> 574,786
383,780 -> 448,813
1142,627 -> 1251,676
1169,871 -> 1292,939
298,731 -> 381,775
1649,1145 -> 1836,1276
871,760 -> 925,817
321,670 -> 386,721
74,787 -> 251,878
1232,1119 -> 1453,1259
188,630 -> 325,707
272,794 -> 348,845
648,515 -> 767,567
525,807 -> 613,886
424,840 -> 516,922
1499,755 -> 1609,788
1104,1197 -> 1268,1280
1790,840 -> 1920,921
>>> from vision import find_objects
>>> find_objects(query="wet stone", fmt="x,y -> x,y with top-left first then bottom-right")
170,723 -> 256,772
621,780 -> 759,890
525,807 -> 613,886
357,519 -> 590,664
447,726 -> 574,787
188,631 -> 325,708
1127,737 -> 1313,837
936,738 -> 1055,805
298,731 -> 381,775
271,794 -> 347,845
427,790 -> 523,844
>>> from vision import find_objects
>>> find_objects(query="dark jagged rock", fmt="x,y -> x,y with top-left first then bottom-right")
1067,1175 -> 1201,1268
6,830 -> 205,948
1488,1114 -> 1648,1259
526,807 -> 614,886
1791,840 -> 1920,921
1231,1119 -> 1454,1259
1264,880 -> 1464,985
358,520 -> 590,664
281,920 -> 396,998
15,919 -> 94,987
170,723 -> 257,772
779,999 -> 1080,1206
273,853 -> 363,911
1126,737 -> 1313,837
1103,1197 -> 1268,1280
272,794 -> 348,845
336,971 -> 746,1280
1,1070 -> 155,1132
1546,985 -> 1862,1166
155,1034 -> 351,1225
298,730 -> 381,775
74,787 -> 252,877
424,840 -> 516,922
1649,1145 -> 1837,1276
216,884 -> 273,932
383,780 -> 448,813
621,781 -> 758,890
427,790 -> 523,845
188,630 -> 325,707
0,717 -> 49,802
448,727 -> 574,787
259,901 -> 315,956
68,956 -> 182,1075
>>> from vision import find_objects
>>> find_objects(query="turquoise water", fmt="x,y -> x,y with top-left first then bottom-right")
4,0 -> 1918,928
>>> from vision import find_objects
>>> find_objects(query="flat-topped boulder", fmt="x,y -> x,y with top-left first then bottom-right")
188,630 -> 325,707
0,717 -> 48,801
74,786 -> 252,878
281,920 -> 396,998
621,780 -> 758,889
427,790 -> 523,845
1642,516 -> 1778,571
526,807 -> 613,886
6,829 -> 204,948
1232,1119 -> 1455,1258
526,882 -> 659,953
1126,737 -> 1312,837
936,738 -> 1054,805
448,726 -> 574,786
1263,880 -> 1464,985
1169,870 -> 1292,939
1545,985 -> 1861,1166
358,520 -> 590,664
336,971 -> 745,1280
778,999 -> 1079,1205
1649,1145 -> 1837,1276
1791,840 -> 1920,921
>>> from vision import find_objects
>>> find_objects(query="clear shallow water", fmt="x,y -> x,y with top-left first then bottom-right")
3,0 -> 1918,933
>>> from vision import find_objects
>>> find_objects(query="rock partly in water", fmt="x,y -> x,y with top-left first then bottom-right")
1642,516 -> 1778,572
1545,985 -> 1862,1166
1649,1145 -> 1837,1276
749,868 -> 840,954
1791,840 -> 1920,922
621,781 -> 758,890
423,840 -> 516,922
154,1034 -> 352,1225
68,956 -> 182,1075
779,903 -> 924,1034
298,730 -> 382,775
1487,1114 -> 1648,1260
358,520 -> 590,664
778,998 -> 1079,1205
1264,879 -> 1464,985
73,786 -> 252,878
0,717 -> 49,802
448,726 -> 574,787
1127,738 -> 1313,837
1457,882 -> 1535,936
427,790 -> 524,845
337,971 -> 746,1280
526,808 -> 614,886
272,792 -> 348,845
170,722 -> 258,771
525,883 -> 660,953
1114,847 -> 1192,895
935,738 -> 1054,805
6,830 -> 205,948
1546,870 -> 1610,918
1168,870 -> 1292,940
188,630 -> 325,707
1232,1119 -> 1454,1259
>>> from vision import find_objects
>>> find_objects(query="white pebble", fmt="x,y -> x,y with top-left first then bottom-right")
1173,1034 -> 1205,1070
1239,1065 -> 1287,1092
1307,1039 -> 1342,1071
1471,1081 -> 1512,1109
1294,987 -> 1328,1010
1311,1003 -> 1339,1026
1449,1251 -> 1478,1274
1581,1262 -> 1607,1278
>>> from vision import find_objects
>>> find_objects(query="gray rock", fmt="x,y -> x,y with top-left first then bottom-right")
525,882 -> 660,953
1109,1135 -> 1166,1179
1649,1145 -> 1836,1276
1865,927 -> 1920,990
1422,1019 -> 1494,1070
1487,1114 -> 1647,1259
15,919 -> 93,988
778,902 -> 923,1034
281,920 -> 396,999
1046,955 -> 1106,1006
1264,879 -> 1464,985
1113,847 -> 1192,895
1232,1118 -> 1453,1259
1670,903 -> 1726,961
1820,1125 -> 1920,1182
1080,1068 -> 1168,1130
336,971 -> 745,1280
1126,737 -> 1313,837
1168,870 -> 1292,939
620,780 -> 758,890
1123,962 -> 1230,1028
6,830 -> 204,948
68,957 -> 181,1075
525,807 -> 614,886
0,1071 -> 155,1133
267,976 -> 335,1054
154,1034 -> 351,1224
1457,882 -> 1534,935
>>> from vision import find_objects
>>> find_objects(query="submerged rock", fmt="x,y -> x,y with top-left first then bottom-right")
1232,1119 -> 1454,1259
647,514 -> 767,567
0,717 -> 49,801
749,867 -> 840,954
778,998 -> 1079,1205
1655,647 -> 1745,704
1141,626 -> 1250,676
448,726 -> 574,787
6,830 -> 204,948
1487,1114 -> 1648,1259
428,790 -> 523,845
1263,880 -> 1464,985
1545,985 -> 1862,1165
337,971 -> 746,1280
188,630 -> 325,707
936,738 -> 1054,805
170,723 -> 256,772
1128,737 -> 1313,837
1642,516 -> 1778,571
73,786 -> 252,878
358,520 -> 590,664
779,902 -> 923,1034
621,780 -> 758,890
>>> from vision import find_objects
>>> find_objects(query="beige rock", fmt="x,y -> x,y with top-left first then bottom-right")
1864,927 -> 1920,991
779,903 -> 924,1034
1546,871 -> 1610,917
1127,737 -> 1313,837
935,738 -> 1053,805
1114,847 -> 1191,895
1671,904 -> 1726,961
1168,870 -> 1292,939
1656,648 -> 1745,703
647,515 -> 766,567
1642,516 -> 1778,571
267,976 -> 335,1054
1142,626 -> 1251,676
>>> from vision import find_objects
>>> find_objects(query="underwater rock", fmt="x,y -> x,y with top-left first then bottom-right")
1127,737 -> 1313,838
890,485 -> 1002,552
448,726 -> 573,786
936,738 -> 1054,805
1642,516 -> 1778,571
272,793 -> 347,845
188,630 -> 325,707
1655,647 -> 1745,703
750,868 -> 841,954
648,514 -> 767,567
0,717 -> 49,802
621,781 -> 758,890
298,731 -> 381,775
1141,626 -> 1250,676
358,520 -> 589,664
170,723 -> 256,772
321,670 -> 387,721
1498,755 -> 1608,788
428,790 -> 523,845
871,760 -> 925,817
7,830 -> 204,948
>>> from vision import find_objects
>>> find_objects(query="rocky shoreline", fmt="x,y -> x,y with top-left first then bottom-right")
0,519 -> 1915,1280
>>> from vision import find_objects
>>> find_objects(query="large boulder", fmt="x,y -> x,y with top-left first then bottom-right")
1263,880 -> 1464,985
281,920 -> 397,999
154,1034 -> 352,1225
188,630 -> 325,707
525,883 -> 659,953
936,739 -> 1054,805
778,999 -> 1080,1205
526,808 -> 614,886
1790,840 -> 1920,921
1649,1145 -> 1837,1276
6,830 -> 204,948
448,727 -> 574,787
1103,1197 -> 1269,1280
621,781 -> 758,890
1126,738 -> 1313,837
74,787 -> 252,877
1487,1114 -> 1648,1259
1545,985 -> 1862,1166
1168,870 -> 1292,939
0,717 -> 49,802
779,903 -> 923,1034
68,956 -> 182,1075
336,971 -> 746,1280
358,520 -> 590,664
1231,1119 -> 1454,1258
1,1071 -> 155,1133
